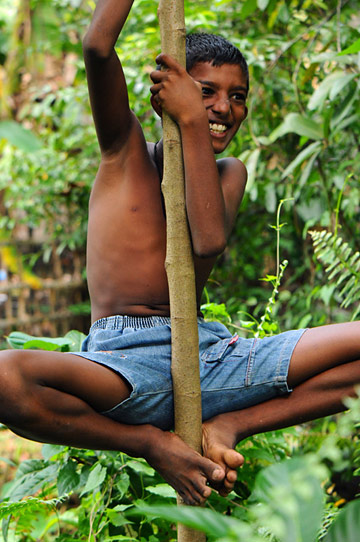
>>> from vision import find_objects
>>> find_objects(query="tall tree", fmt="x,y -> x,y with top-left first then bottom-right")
158,1 -> 205,541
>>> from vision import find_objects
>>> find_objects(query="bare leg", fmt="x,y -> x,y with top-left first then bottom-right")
203,322 -> 360,495
0,350 -> 224,504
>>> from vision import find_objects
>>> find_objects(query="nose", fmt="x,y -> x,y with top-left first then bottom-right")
211,96 -> 231,114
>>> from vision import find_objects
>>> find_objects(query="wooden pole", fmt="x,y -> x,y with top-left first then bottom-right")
158,1 -> 206,541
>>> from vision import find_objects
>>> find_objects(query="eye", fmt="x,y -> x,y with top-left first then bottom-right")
201,87 -> 214,97
231,92 -> 246,103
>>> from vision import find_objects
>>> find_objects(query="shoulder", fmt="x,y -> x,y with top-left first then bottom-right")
217,157 -> 247,197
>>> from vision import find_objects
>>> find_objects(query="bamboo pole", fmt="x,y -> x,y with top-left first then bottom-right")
158,1 -> 206,541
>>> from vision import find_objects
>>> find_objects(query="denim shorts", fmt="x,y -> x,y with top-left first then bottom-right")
74,315 -> 306,430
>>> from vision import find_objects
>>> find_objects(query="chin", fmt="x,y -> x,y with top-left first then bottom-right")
212,140 -> 230,154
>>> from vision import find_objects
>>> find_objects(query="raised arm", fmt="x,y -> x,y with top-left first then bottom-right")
150,54 -> 247,257
82,0 -> 136,155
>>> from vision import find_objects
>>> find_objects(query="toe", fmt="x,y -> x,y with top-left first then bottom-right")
224,449 -> 244,469
226,469 -> 238,483
211,467 -> 225,481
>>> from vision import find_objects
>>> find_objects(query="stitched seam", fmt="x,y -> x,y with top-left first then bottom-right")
245,338 -> 257,386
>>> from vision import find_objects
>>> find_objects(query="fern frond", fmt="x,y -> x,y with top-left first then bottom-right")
309,230 -> 360,319
0,495 -> 65,521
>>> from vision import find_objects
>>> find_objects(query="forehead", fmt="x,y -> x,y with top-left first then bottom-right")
188,62 -> 248,93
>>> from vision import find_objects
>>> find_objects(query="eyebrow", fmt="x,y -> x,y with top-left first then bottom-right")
198,80 -> 248,93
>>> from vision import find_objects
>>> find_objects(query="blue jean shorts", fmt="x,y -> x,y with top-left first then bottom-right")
74,315 -> 306,430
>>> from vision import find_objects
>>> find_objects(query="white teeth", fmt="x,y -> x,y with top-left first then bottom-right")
210,123 -> 227,133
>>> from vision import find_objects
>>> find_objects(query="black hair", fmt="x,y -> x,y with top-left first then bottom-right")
186,33 -> 249,91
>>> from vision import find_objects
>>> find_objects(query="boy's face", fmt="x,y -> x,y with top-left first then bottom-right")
189,61 -> 248,154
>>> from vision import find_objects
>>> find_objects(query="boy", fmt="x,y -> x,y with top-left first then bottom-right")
0,0 -> 359,506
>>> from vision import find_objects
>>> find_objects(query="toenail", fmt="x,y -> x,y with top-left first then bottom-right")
213,468 -> 223,479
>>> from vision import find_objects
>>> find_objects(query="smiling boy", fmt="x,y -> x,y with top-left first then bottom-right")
1,0 -> 360,507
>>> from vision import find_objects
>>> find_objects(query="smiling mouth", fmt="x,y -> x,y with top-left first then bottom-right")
209,122 -> 229,135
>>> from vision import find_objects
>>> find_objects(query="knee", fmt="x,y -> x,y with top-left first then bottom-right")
0,349 -> 30,379
0,350 -> 36,426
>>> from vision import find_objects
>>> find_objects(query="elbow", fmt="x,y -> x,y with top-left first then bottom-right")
82,32 -> 112,60
193,235 -> 227,259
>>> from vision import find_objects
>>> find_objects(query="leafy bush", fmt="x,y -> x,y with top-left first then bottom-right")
1,327 -> 359,541
1,405 -> 359,541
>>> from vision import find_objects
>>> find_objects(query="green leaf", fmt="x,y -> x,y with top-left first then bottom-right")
126,459 -> 155,476
259,275 -> 277,282
145,484 -> 176,499
252,457 -> 324,542
6,331 -> 36,349
282,141 -> 322,179
269,113 -> 324,142
308,72 -> 357,110
0,457 -> 16,467
4,461 -> 58,502
240,0 -> 258,19
241,147 -> 261,194
298,148 -> 321,186
22,337 -> 72,351
41,444 -> 66,461
297,198 -> 325,222
330,85 -> 358,131
329,73 -> 357,101
106,505 -> 133,527
64,330 -> 87,352
319,284 -> 336,306
338,38 -> 360,55
323,500 -> 360,542
0,497 -> 59,521
6,331 -> 72,351
129,504 -> 248,539
0,121 -> 43,152
57,461 -> 80,497
80,463 -> 107,496
115,472 -> 130,497
102,537 -> 137,542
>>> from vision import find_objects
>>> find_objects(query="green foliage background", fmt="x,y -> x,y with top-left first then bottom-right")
0,0 -> 359,540
1,0 -> 359,331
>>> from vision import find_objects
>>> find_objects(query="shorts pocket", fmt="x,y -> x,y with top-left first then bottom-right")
201,335 -> 242,363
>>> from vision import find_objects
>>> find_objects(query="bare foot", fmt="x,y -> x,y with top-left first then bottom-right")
145,430 -> 225,505
202,414 -> 244,497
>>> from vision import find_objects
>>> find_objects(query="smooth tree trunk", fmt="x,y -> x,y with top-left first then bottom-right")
158,1 -> 206,541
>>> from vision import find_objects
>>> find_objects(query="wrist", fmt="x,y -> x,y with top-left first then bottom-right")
177,106 -> 208,129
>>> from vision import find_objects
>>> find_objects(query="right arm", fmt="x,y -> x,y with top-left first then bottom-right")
82,0 -> 136,155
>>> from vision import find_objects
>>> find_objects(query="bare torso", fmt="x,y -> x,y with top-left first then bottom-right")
87,127 -> 217,322
83,15 -> 248,323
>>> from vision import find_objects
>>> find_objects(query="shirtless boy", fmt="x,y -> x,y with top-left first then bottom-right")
0,0 -> 359,506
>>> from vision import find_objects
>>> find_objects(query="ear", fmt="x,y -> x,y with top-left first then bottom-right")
150,95 -> 163,118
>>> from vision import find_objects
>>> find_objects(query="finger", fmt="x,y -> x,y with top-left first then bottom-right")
150,70 -> 165,83
155,52 -> 182,72
150,83 -> 162,95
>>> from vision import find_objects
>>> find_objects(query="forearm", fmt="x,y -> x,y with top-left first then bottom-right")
83,0 -> 135,56
179,116 -> 227,257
